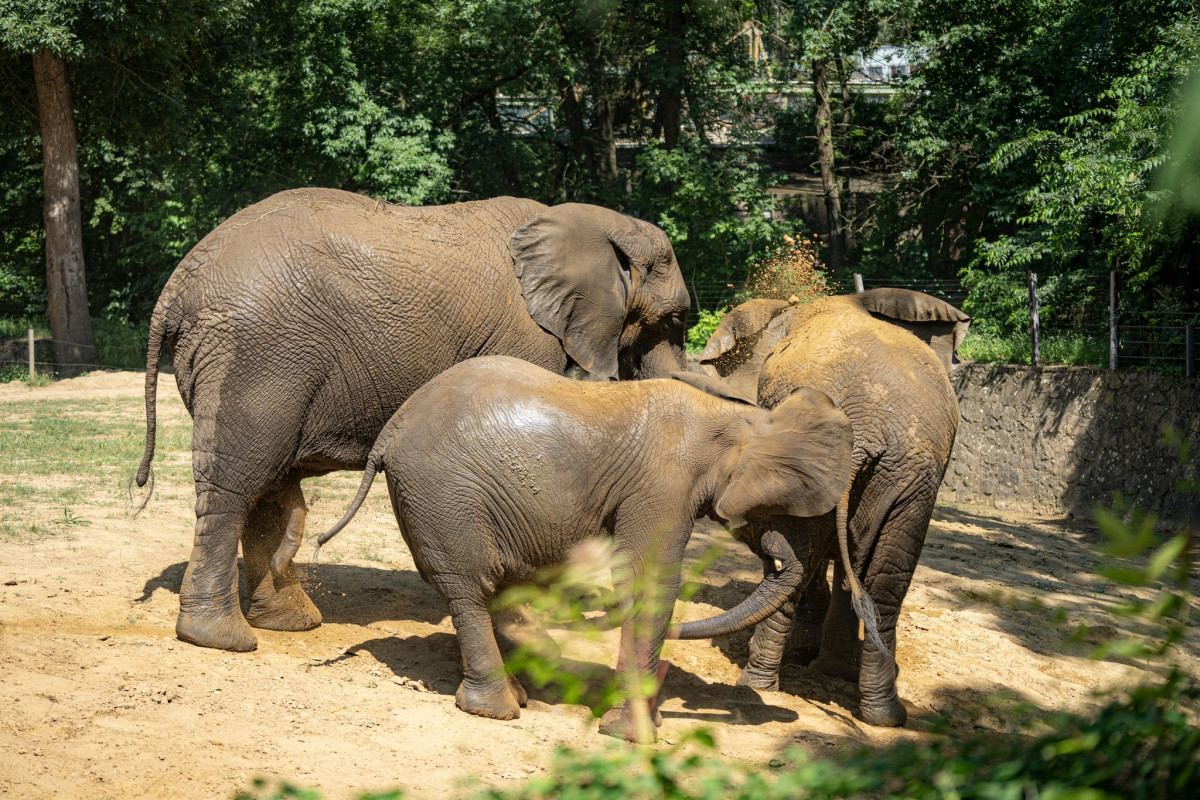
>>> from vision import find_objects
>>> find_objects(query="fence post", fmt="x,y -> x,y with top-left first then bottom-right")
1028,271 -> 1040,367
1109,271 -> 1118,370
28,325 -> 35,380
853,273 -> 864,293
1187,323 -> 1195,379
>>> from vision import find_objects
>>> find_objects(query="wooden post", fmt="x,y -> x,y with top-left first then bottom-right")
28,326 -> 35,380
1109,271 -> 1118,370
1187,323 -> 1195,379
1028,271 -> 1040,367
853,273 -> 864,293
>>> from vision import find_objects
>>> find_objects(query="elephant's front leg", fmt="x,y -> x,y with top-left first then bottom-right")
241,477 -> 322,632
737,587 -> 796,692
598,558 -> 679,742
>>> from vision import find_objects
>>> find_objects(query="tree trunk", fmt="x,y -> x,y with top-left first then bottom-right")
32,50 -> 97,378
656,0 -> 685,150
587,39 -> 618,189
557,77 -> 587,200
812,59 -> 845,272
479,88 -> 524,195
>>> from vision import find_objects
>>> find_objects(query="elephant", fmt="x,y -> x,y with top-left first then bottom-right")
311,355 -> 855,741
693,288 -> 969,727
134,188 -> 692,654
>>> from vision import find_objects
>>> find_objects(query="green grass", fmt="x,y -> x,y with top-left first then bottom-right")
0,396 -> 192,540
959,330 -> 1108,367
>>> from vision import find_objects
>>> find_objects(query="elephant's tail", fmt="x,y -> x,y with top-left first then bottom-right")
311,453 -> 382,565
131,308 -> 169,514
836,487 -> 888,658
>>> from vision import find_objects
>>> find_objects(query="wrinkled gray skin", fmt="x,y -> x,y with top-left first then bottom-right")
313,355 -> 854,741
135,188 -> 691,653
698,288 -> 969,727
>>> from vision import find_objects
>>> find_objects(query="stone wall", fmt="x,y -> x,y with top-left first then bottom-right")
940,364 -> 1200,521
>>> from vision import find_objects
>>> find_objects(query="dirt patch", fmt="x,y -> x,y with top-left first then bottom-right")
1,371 -> 1196,799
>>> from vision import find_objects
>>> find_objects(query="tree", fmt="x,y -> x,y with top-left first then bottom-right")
0,0 -> 252,373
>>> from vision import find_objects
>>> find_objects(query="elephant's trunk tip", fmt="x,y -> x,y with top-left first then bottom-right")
311,541 -> 324,567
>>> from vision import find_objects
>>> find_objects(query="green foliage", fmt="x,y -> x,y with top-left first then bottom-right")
963,14 -> 1200,331
0,363 -> 51,386
685,310 -> 724,354
633,139 -> 787,288
91,316 -> 150,370
237,671 -> 1200,800
957,329 -> 1108,367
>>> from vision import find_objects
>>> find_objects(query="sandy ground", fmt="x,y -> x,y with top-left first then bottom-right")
1,371 -> 1196,799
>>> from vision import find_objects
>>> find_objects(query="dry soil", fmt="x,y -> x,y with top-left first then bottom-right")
0,371 -> 1196,799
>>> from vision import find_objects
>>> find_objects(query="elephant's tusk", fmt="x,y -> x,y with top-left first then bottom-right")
773,558 -> 784,573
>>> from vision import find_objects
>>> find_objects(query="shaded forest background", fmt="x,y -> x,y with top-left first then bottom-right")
2,0 -> 1199,371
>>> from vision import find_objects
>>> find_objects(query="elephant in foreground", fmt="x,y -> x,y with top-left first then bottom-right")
311,355 -> 855,741
135,189 -> 690,653
699,288 -> 969,727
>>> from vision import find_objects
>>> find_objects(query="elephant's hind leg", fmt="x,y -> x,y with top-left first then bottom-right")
807,561 -> 863,683
177,485 -> 258,652
452,600 -> 523,720
242,476 -> 322,632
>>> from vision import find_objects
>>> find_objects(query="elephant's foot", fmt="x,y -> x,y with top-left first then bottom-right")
598,702 -> 660,743
858,692 -> 907,727
246,582 -> 322,632
810,652 -> 860,683
456,677 -> 522,720
176,608 -> 257,652
507,674 -> 528,707
735,667 -> 780,692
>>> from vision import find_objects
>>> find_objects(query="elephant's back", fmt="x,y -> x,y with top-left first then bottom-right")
760,298 -> 958,468
377,357 -> 637,546
169,189 -> 545,292
157,190 -> 564,467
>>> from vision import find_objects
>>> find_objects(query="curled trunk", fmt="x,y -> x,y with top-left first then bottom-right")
674,530 -> 806,640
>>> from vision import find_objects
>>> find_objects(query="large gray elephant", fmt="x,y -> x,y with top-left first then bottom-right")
311,355 -> 855,741
694,288 -> 969,727
135,188 -> 690,653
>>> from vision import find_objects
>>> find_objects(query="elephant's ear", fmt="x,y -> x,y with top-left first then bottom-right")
669,371 -> 756,406
511,203 -> 677,380
699,298 -> 791,367
853,288 -> 971,372
713,387 -> 853,527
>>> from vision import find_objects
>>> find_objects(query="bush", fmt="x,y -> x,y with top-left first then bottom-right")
959,330 -> 1108,367
92,317 -> 152,371
685,310 -> 725,354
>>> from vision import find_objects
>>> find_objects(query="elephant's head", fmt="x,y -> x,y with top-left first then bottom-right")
675,385 -> 854,640
699,298 -> 793,396
510,204 -> 690,380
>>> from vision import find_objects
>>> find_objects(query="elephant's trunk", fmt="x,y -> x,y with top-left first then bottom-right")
673,530 -> 806,640
633,337 -> 686,380
310,452 -> 382,565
